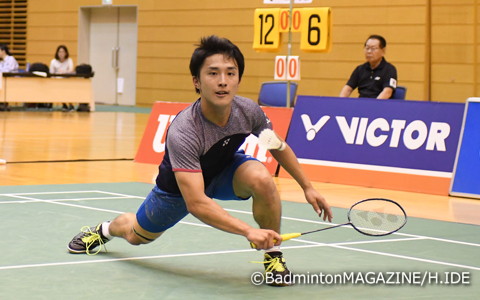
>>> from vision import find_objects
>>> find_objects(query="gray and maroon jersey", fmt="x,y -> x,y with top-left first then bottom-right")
156,96 -> 272,194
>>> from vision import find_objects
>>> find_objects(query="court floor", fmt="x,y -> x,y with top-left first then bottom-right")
1,182 -> 478,300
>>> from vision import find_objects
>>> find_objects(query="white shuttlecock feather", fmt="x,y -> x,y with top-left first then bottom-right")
258,129 -> 286,151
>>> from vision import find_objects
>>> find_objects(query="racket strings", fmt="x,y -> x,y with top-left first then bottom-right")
348,200 -> 407,236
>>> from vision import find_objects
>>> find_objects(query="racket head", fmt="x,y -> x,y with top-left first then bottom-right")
347,198 -> 407,236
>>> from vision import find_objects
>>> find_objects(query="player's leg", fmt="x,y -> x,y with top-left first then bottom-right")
107,213 -> 163,245
205,152 -> 291,286
232,159 -> 291,286
231,160 -> 281,233
67,185 -> 189,254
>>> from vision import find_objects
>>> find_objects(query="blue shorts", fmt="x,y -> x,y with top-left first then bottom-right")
136,152 -> 258,233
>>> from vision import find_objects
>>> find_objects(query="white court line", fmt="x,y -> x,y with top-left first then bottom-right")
225,208 -> 480,248
0,191 -> 108,196
0,196 -> 132,205
1,190 -> 479,272
288,239 -> 480,271
0,237 -> 423,271
29,191 -> 478,245
4,191 -> 480,248
3,190 -> 480,248
4,194 -> 210,229
91,190 -> 145,198
6,194 -> 126,215
3,237 -> 479,272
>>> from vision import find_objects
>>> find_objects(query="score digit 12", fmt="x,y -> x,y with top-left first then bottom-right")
253,8 -> 281,52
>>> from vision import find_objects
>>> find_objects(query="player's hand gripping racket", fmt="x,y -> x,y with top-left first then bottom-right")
258,128 -> 286,151
250,198 -> 407,249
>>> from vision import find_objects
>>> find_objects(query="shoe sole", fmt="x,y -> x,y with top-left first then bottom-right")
67,246 -> 87,254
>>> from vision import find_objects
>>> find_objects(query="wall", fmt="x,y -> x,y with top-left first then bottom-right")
25,0 -> 480,105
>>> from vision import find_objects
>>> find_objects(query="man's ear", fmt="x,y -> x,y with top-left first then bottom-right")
193,76 -> 200,89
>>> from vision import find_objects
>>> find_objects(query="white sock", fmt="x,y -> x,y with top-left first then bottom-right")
101,221 -> 113,240
265,245 -> 281,253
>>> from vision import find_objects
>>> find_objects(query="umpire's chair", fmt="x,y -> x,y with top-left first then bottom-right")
392,85 -> 407,100
258,81 -> 298,107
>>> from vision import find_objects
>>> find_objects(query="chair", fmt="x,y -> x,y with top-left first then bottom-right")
392,85 -> 407,100
258,81 -> 298,107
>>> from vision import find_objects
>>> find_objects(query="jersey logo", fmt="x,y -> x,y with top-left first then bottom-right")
222,138 -> 231,147
390,78 -> 397,88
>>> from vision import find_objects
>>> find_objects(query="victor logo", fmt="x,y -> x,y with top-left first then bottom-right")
301,114 -> 330,141
301,114 -> 451,151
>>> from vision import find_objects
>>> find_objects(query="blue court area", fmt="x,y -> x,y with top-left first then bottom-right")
1,182 -> 478,299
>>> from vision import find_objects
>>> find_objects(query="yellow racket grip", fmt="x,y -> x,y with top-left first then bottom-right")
281,232 -> 302,241
249,232 -> 302,249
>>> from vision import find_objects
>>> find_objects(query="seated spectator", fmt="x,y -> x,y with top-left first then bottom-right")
50,45 -> 74,75
339,35 -> 397,99
0,44 -> 19,73
50,45 -> 75,111
0,44 -> 18,111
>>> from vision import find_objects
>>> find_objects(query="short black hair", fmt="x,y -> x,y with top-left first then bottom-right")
365,35 -> 387,49
54,45 -> 70,60
189,35 -> 245,93
0,44 -> 11,55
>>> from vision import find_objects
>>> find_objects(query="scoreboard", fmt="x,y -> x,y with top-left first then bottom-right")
253,7 -> 332,52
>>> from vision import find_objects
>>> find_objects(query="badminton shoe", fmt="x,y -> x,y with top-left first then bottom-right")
67,223 -> 110,255
263,251 -> 292,286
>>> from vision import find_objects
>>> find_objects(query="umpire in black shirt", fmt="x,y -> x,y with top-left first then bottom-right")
339,35 -> 397,99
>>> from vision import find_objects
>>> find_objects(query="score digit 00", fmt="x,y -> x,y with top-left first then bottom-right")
275,56 -> 300,80
253,7 -> 331,53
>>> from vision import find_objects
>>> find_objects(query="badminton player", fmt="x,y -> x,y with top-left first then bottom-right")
67,35 -> 333,286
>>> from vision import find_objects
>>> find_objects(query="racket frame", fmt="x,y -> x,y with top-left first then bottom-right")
249,198 -> 407,249
347,198 -> 407,237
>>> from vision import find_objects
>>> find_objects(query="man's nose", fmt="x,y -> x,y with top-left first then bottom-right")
218,74 -> 227,86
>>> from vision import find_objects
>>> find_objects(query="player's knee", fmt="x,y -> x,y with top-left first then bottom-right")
128,236 -> 151,245
126,232 -> 155,245
127,225 -> 160,245
249,170 -> 277,196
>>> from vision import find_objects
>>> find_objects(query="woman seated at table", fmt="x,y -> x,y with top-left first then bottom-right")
0,44 -> 19,73
50,45 -> 75,111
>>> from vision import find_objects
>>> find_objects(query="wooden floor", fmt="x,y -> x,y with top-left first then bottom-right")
1,110 -> 479,226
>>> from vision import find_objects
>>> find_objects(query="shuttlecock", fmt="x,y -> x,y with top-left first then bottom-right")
258,129 -> 286,151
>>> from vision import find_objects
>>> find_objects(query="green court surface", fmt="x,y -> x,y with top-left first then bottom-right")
0,182 -> 478,299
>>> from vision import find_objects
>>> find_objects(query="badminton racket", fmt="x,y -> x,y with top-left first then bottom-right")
258,128 -> 286,151
250,198 -> 407,249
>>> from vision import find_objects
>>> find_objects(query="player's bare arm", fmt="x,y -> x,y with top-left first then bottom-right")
174,171 -> 281,249
269,137 -> 333,222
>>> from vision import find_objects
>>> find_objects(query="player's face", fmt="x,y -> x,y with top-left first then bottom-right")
193,54 -> 240,107
364,38 -> 384,66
